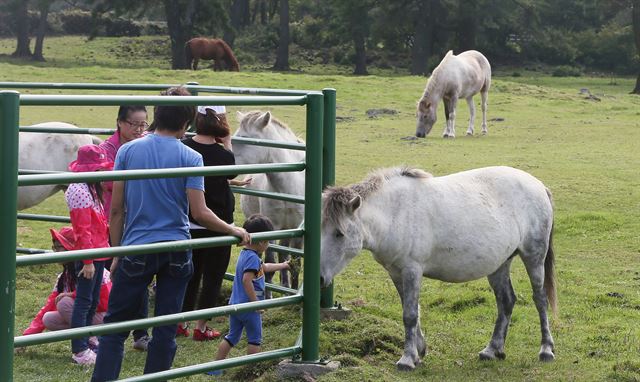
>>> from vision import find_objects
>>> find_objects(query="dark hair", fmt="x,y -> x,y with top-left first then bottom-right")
242,214 -> 275,233
117,105 -> 147,122
195,109 -> 231,137
56,261 -> 77,293
148,86 -> 195,132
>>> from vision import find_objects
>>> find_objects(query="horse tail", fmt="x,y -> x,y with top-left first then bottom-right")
544,188 -> 558,319
185,40 -> 193,70
219,40 -> 239,71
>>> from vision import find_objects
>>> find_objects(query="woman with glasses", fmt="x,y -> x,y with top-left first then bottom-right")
99,105 -> 152,351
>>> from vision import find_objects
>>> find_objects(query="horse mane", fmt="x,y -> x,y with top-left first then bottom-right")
215,39 -> 240,71
323,167 -> 432,227
242,110 -> 304,143
423,50 -> 454,99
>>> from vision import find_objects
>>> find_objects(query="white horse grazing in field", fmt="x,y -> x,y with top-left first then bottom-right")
320,166 -> 557,370
18,122 -> 101,210
234,110 -> 305,290
416,50 -> 491,138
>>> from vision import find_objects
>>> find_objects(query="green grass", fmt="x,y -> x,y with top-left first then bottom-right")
2,36 -> 640,381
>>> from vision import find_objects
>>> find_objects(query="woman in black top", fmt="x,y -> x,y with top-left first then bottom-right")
179,105 -> 251,341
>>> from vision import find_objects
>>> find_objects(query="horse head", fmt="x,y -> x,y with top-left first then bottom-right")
415,98 -> 437,138
234,110 -> 274,165
320,187 -> 364,288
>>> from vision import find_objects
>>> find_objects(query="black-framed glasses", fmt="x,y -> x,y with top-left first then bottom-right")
126,120 -> 149,129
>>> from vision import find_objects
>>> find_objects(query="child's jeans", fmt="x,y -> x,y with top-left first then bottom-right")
71,260 -> 105,354
43,296 -> 105,330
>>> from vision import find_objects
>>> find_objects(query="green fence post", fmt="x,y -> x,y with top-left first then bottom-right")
320,88 -> 336,309
302,92 -> 323,362
0,91 -> 20,382
186,81 -> 199,96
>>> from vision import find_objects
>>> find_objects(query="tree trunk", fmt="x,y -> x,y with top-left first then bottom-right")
457,0 -> 477,51
164,0 -> 196,69
32,1 -> 51,62
353,31 -> 368,75
632,0 -> 640,94
224,0 -> 250,47
410,0 -> 435,75
12,0 -> 32,58
273,0 -> 290,71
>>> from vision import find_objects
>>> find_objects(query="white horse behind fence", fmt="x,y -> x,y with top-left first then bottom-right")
320,166 -> 556,370
18,122 -> 101,210
416,50 -> 491,138
233,110 -> 305,290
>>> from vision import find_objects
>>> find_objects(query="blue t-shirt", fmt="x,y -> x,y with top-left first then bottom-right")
114,133 -> 205,245
230,249 -> 265,304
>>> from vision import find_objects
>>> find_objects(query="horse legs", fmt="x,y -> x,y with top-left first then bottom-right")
465,96 -> 476,136
443,96 -> 457,138
287,236 -> 303,290
479,258 -> 516,361
263,242 -> 277,299
277,238 -> 292,289
392,267 -> 424,371
480,89 -> 489,135
213,59 -> 223,71
193,58 -> 199,70
521,250 -> 555,362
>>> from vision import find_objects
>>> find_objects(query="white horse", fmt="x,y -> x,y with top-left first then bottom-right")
18,122 -> 101,210
234,110 -> 305,290
416,50 -> 491,138
320,166 -> 557,370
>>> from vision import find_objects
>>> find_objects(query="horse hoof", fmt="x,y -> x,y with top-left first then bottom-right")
396,361 -> 416,371
478,348 -> 505,361
466,132 -> 473,136
539,351 -> 555,362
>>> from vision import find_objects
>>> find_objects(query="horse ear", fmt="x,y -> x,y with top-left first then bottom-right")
257,111 -> 271,128
348,195 -> 361,212
236,111 -> 245,120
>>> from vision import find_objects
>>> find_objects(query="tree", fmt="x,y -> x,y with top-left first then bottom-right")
164,0 -> 197,69
331,0 -> 376,75
273,0 -> 290,71
11,0 -> 32,58
223,0 -> 250,47
632,0 -> 640,94
410,0 -> 437,75
32,0 -> 55,61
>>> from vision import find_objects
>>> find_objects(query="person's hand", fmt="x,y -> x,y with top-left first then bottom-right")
55,292 -> 72,305
79,263 -> 95,279
235,176 -> 252,187
283,260 -> 291,270
109,258 -> 119,274
231,226 -> 251,246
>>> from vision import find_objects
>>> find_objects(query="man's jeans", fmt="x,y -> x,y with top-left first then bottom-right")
71,260 -> 105,353
91,250 -> 193,382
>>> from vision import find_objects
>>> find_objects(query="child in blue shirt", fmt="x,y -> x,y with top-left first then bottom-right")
210,214 -> 290,374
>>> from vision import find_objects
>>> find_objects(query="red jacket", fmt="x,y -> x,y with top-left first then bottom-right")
65,183 -> 110,264
22,271 -> 112,335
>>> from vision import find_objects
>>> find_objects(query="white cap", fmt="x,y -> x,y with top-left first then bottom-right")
197,105 -> 226,115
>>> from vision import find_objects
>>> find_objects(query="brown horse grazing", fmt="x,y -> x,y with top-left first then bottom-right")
185,38 -> 240,71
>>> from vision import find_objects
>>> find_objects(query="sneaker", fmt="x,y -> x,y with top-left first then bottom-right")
72,348 -> 96,365
193,327 -> 221,341
132,335 -> 151,351
176,323 -> 190,338
88,336 -> 99,352
206,369 -> 223,376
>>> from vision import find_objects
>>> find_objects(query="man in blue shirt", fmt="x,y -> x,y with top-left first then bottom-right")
92,87 -> 250,382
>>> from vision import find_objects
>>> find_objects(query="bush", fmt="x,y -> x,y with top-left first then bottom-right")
58,10 -> 94,35
552,65 -> 582,77
103,18 -> 141,37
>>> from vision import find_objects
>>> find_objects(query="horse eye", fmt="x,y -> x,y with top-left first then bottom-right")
335,230 -> 344,238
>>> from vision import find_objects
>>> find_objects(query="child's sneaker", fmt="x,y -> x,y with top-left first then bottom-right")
206,369 -> 223,376
88,336 -> 99,351
176,323 -> 190,338
72,348 -> 96,365
132,335 -> 151,351
193,327 -> 221,341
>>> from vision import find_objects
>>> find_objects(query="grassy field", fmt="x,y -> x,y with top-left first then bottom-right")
2,36 -> 640,381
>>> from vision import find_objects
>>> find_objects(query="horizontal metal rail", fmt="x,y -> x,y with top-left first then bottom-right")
268,243 -> 305,257
18,94 -> 310,106
18,162 -> 305,186
19,125 -> 306,150
223,273 -> 298,295
16,247 -> 51,254
14,294 -> 302,347
0,81 -> 312,96
17,213 -> 70,223
119,346 -> 302,382
16,229 -> 303,267
230,185 -> 304,204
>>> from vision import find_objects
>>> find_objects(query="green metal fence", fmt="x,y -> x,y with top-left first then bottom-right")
0,82 -> 336,381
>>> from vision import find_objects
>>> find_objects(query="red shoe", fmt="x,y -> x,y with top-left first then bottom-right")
176,323 -> 190,338
193,326 -> 221,341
